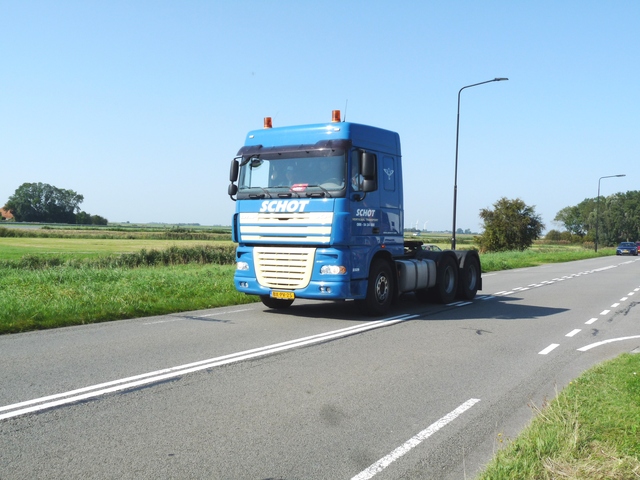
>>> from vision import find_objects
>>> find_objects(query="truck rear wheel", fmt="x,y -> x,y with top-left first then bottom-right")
434,254 -> 458,304
457,254 -> 480,300
260,295 -> 294,310
359,258 -> 394,316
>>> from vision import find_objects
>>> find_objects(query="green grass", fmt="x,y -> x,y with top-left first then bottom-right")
0,263 -> 257,334
481,247 -> 615,272
477,354 -> 640,479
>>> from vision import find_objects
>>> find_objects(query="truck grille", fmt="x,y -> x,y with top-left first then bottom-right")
254,247 -> 315,289
239,211 -> 333,244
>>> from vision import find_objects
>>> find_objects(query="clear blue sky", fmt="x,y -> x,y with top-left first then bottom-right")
2,1 -> 638,232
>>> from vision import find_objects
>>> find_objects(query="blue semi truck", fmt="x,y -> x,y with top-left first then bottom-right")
228,111 -> 481,316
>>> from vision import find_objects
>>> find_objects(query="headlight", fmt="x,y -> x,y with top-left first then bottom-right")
236,261 -> 250,271
320,265 -> 347,275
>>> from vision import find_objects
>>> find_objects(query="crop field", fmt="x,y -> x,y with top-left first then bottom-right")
0,236 -> 235,261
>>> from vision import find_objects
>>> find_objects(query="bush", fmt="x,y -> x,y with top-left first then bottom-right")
0,245 -> 237,270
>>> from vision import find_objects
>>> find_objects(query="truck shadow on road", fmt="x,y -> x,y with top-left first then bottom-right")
262,295 -> 569,322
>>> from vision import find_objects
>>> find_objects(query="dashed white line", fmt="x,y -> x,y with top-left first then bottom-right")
585,318 -> 598,325
565,329 -> 581,337
539,344 -> 560,355
351,399 -> 481,480
600,310 -> 611,316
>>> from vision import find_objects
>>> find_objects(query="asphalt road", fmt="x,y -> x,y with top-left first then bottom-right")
1,256 -> 639,479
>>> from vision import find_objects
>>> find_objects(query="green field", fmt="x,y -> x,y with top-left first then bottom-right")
0,236 -> 234,261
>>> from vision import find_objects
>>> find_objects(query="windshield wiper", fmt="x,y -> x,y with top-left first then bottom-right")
305,185 -> 333,198
248,187 -> 272,199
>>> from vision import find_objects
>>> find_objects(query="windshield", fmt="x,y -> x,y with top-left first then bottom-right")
237,149 -> 347,199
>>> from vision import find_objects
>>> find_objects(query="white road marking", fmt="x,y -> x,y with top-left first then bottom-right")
1,314 -> 418,421
351,399 -> 481,480
585,318 -> 598,325
452,301 -> 473,307
578,336 -> 640,352
611,303 -> 620,308
600,310 -> 610,316
539,344 -> 560,355
565,329 -> 581,337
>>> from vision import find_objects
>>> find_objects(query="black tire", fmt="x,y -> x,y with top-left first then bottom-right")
260,295 -> 294,310
434,254 -> 458,304
359,258 -> 395,316
456,254 -> 480,300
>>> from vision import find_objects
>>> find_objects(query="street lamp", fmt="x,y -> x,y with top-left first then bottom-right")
452,77 -> 508,250
595,174 -> 625,252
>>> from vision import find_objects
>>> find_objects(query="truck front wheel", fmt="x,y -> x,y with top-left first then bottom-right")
260,295 -> 294,310
359,259 -> 394,316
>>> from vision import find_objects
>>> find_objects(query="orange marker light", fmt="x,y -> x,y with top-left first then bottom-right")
264,117 -> 273,129
332,110 -> 341,122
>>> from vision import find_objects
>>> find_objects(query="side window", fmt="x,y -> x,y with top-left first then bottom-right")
383,156 -> 395,191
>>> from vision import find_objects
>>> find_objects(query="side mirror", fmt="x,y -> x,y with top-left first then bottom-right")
229,157 -> 240,201
229,158 -> 239,182
361,179 -> 376,193
361,151 -> 377,192
361,151 -> 376,178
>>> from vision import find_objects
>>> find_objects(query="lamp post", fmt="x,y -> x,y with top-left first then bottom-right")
595,174 -> 625,252
451,78 -> 508,250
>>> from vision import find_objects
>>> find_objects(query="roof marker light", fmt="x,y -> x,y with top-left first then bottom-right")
264,117 -> 273,129
332,110 -> 341,122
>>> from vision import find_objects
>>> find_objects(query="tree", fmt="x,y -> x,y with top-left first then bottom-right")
4,183 -> 84,223
76,211 -> 108,225
475,197 -> 545,252
554,191 -> 640,246
90,214 -> 108,225
553,198 -> 596,238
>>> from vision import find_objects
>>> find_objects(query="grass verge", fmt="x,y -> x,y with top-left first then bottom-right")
481,248 -> 615,272
0,263 -> 257,334
477,353 -> 640,479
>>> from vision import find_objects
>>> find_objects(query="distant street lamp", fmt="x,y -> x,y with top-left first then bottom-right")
452,78 -> 508,250
595,174 -> 625,252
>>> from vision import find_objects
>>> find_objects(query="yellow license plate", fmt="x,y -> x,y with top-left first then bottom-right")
271,291 -> 295,300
